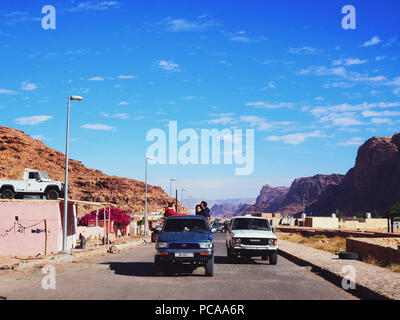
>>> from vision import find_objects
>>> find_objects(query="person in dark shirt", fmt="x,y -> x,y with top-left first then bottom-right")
199,201 -> 211,223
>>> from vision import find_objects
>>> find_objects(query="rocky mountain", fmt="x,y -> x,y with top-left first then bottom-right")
237,175 -> 344,216
279,174 -> 345,215
308,133 -> 400,216
0,126 -> 174,216
210,202 -> 247,218
239,185 -> 289,214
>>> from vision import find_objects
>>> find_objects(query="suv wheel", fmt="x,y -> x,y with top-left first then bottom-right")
154,261 -> 164,276
269,251 -> 278,265
227,246 -> 235,262
46,189 -> 59,200
205,256 -> 214,276
1,188 -> 14,199
261,254 -> 269,261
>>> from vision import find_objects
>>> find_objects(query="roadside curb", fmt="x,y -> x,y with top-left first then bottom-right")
2,237 -> 151,271
278,247 -> 390,300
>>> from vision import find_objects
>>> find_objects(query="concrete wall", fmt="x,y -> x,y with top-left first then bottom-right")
305,217 -> 339,229
0,200 -> 75,256
346,237 -> 400,265
251,212 -> 281,218
340,218 -> 387,230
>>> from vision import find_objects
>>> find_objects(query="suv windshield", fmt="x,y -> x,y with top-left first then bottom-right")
231,218 -> 271,231
164,218 -> 209,233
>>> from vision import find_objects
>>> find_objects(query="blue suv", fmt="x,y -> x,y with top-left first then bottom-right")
154,215 -> 216,276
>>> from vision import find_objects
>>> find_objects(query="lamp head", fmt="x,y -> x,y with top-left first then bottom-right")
70,96 -> 84,101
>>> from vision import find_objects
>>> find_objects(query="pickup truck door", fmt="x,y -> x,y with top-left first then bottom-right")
26,172 -> 44,193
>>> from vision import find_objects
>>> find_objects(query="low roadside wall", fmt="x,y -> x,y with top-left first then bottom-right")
276,226 -> 400,239
346,238 -> 400,265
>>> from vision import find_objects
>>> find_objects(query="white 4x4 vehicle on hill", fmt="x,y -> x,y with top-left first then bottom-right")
0,169 -> 65,200
226,216 -> 278,264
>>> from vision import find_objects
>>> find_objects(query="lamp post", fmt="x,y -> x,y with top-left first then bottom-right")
145,156 -> 154,237
169,178 -> 176,200
181,188 -> 186,212
62,95 -> 83,253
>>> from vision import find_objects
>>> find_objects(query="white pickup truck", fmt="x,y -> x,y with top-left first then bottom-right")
0,169 -> 65,200
226,215 -> 278,264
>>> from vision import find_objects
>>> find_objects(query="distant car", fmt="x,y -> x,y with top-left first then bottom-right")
154,215 -> 217,276
226,216 -> 278,264
212,222 -> 224,232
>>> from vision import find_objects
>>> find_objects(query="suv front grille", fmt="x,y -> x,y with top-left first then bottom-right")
240,238 -> 269,245
169,243 -> 200,249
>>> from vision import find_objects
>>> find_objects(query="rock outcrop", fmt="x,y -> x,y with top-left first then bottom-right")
238,185 -> 289,214
210,202 -> 246,218
279,174 -> 345,215
0,126 -> 173,216
308,133 -> 400,216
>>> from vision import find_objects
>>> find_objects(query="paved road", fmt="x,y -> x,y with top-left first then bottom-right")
0,233 -> 357,300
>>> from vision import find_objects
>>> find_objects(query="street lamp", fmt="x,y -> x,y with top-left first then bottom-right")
145,156 -> 154,237
62,95 -> 83,252
181,188 -> 186,212
169,178 -> 176,200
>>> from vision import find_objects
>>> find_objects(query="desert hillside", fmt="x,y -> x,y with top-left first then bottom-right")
0,126 -> 173,216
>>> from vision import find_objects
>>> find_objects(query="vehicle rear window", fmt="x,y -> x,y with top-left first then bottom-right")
231,218 -> 271,231
164,219 -> 208,233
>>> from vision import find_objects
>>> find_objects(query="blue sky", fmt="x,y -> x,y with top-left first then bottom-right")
0,0 -> 399,200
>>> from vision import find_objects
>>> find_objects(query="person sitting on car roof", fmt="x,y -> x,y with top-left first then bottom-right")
164,202 -> 178,218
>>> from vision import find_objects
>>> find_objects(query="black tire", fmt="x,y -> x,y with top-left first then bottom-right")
46,189 -> 59,200
1,188 -> 14,199
205,256 -> 214,276
261,253 -> 269,261
339,251 -> 359,260
154,261 -> 164,276
227,246 -> 235,262
269,251 -> 278,265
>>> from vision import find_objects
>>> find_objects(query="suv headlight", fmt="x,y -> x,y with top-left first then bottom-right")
268,239 -> 278,245
199,241 -> 213,249
157,242 -> 168,249
232,237 -> 241,244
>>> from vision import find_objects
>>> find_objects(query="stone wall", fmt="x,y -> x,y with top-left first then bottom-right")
340,218 -> 387,230
346,237 -> 400,265
305,217 -> 339,229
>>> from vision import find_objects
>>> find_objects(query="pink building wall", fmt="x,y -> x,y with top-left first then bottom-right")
0,201 -> 75,256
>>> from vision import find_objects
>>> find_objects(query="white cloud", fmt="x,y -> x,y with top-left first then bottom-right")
336,137 -> 364,146
21,81 -> 38,91
362,36 -> 381,47
288,46 -> 316,55
100,112 -> 129,119
31,134 -> 50,141
67,1 -> 122,12
376,56 -> 386,61
81,124 -> 115,131
370,117 -> 392,124
300,65 -> 387,83
157,60 -> 180,72
219,60 -> 232,67
0,88 -> 17,94
245,101 -> 294,109
118,101 -> 129,105
14,115 -> 53,125
161,18 -> 219,32
266,131 -> 327,145
362,110 -> 400,117
118,75 -> 138,79
88,76 -> 104,81
333,58 -> 367,66
112,113 -> 129,119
